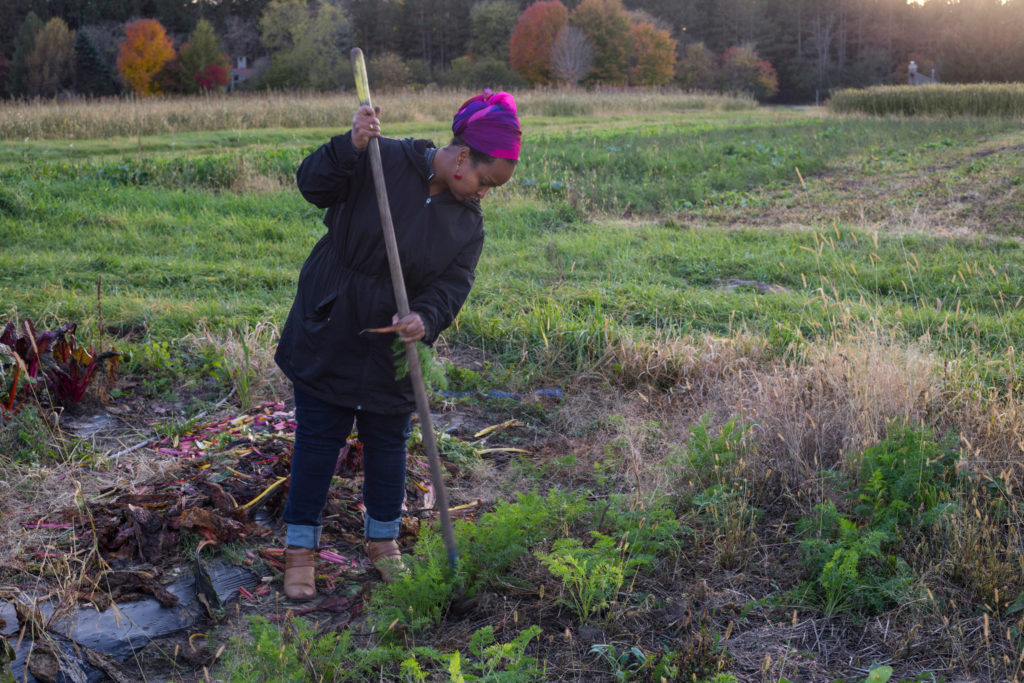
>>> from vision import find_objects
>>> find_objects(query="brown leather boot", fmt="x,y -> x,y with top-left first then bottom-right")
366,539 -> 408,583
284,547 -> 316,601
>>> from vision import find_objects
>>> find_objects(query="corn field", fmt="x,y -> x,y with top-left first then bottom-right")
829,83 -> 1024,117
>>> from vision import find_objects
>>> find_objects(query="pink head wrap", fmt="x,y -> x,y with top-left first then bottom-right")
451,89 -> 521,161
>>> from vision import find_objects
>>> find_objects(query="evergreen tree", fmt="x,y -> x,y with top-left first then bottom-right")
8,12 -> 44,98
75,27 -> 119,96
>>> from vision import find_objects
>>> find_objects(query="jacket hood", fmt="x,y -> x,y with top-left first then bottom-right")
401,137 -> 436,181
400,137 -> 482,216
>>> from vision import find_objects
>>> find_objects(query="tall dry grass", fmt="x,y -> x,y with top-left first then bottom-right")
0,88 -> 754,141
604,326 -> 1021,496
186,320 -> 289,408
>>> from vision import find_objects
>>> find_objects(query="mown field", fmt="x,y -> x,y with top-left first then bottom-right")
2,91 -> 1024,682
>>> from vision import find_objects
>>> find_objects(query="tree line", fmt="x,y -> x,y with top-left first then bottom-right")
1,0 -> 1023,102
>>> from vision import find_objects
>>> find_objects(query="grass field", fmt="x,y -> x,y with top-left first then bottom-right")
3,91 -> 1024,682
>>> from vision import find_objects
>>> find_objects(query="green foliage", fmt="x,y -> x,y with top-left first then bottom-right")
369,536 -> 457,633
677,42 -> 717,91
570,0 -> 632,85
797,426 -> 958,616
367,52 -> 412,91
864,665 -> 894,683
124,340 -> 177,397
432,624 -> 544,681
0,184 -> 27,218
205,331 -> 255,410
408,424 -> 480,468
719,45 -> 778,99
177,19 -> 228,94
25,18 -> 76,98
469,0 -> 520,62
225,616 -> 407,682
683,413 -> 753,491
537,533 -> 627,623
121,338 -> 229,402
395,625 -> 543,682
438,57 -> 525,90
598,494 -> 688,570
369,489 -> 589,634
152,411 -> 206,440
830,83 -> 1024,117
852,425 -> 959,532
0,404 -> 57,464
392,338 -> 448,394
675,411 -> 757,557
259,0 -> 353,91
589,643 -> 648,680
455,489 -> 590,592
7,11 -> 43,97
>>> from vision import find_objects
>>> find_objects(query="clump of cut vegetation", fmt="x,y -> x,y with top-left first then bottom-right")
829,82 -> 1024,117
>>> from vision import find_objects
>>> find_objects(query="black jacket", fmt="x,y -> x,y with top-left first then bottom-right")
274,133 -> 484,414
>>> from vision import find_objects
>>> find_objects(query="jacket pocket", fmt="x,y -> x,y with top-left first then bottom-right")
309,291 -> 338,322
302,291 -> 338,339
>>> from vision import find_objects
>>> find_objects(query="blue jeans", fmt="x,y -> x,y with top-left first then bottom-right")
283,385 -> 412,548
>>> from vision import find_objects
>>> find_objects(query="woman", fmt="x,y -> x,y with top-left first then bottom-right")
274,90 -> 521,600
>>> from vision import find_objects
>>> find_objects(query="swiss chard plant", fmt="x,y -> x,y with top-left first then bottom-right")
46,322 -> 120,404
0,319 -> 118,412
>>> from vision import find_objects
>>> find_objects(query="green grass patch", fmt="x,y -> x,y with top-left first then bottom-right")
3,108 -> 1023,389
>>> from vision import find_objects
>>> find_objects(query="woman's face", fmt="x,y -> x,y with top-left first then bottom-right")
451,154 -> 517,203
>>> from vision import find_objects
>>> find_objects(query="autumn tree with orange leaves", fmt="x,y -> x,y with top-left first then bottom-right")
629,21 -> 676,86
117,19 -> 175,96
508,0 -> 568,85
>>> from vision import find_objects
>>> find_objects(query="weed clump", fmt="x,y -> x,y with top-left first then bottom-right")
797,425 -> 958,616
225,615 -> 544,682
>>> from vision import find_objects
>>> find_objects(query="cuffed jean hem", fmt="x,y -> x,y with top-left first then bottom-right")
286,523 -> 322,549
365,513 -> 401,540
